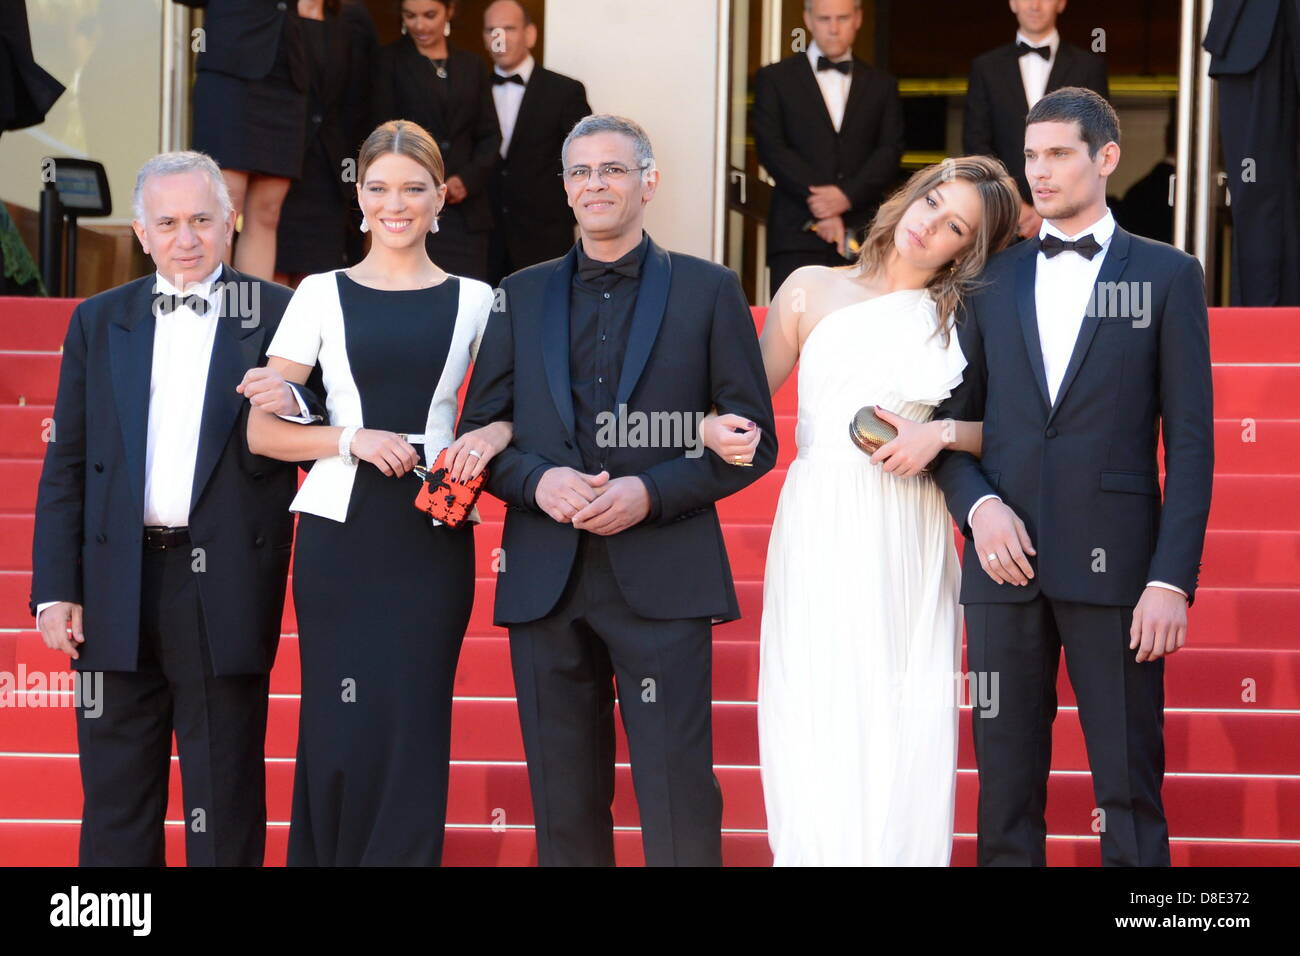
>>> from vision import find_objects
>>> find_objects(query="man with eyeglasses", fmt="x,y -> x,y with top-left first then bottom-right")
482,0 -> 590,287
457,114 -> 777,866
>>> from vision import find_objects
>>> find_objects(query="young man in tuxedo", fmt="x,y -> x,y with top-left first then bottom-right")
964,0 -> 1109,239
30,151 -> 323,866
482,0 -> 591,287
457,115 -> 776,866
933,88 -> 1213,866
1203,0 -> 1300,306
752,0 -> 903,293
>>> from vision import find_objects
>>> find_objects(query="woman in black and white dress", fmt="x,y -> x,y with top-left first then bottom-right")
245,120 -> 508,865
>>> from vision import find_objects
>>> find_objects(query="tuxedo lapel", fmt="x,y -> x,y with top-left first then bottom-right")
615,239 -> 672,407
1000,45 -> 1031,117
108,279 -> 158,515
505,68 -> 543,160
541,248 -> 577,438
1015,245 -> 1052,413
839,60 -> 870,138
191,267 -> 265,509
1048,227 -> 1132,421
792,56 -> 838,138
1045,43 -> 1075,93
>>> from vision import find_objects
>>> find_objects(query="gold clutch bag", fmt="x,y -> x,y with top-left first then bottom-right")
849,405 -> 897,455
849,405 -> 931,472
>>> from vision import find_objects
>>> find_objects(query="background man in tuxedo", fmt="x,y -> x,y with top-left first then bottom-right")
964,0 -> 1109,239
1203,0 -> 1300,306
483,0 -> 590,286
933,88 -> 1213,866
457,114 -> 776,866
752,0 -> 903,292
30,151 -> 323,866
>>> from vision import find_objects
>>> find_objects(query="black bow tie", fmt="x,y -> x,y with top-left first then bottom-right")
816,56 -> 851,74
153,291 -> 212,316
1017,41 -> 1051,60
1040,233 -> 1102,260
493,72 -> 525,86
577,254 -> 640,283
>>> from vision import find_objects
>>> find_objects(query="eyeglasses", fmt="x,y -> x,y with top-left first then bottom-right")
558,162 -> 651,185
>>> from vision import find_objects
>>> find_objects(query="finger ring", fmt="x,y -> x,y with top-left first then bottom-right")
987,553 -> 998,562
468,449 -> 482,458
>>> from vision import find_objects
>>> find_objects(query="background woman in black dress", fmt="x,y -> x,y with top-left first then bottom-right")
244,120 -> 510,865
275,0 -> 378,283
179,0 -> 319,279
371,0 -> 501,281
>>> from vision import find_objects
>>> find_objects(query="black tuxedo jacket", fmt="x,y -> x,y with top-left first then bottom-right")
371,39 -> 502,233
932,227 -> 1214,607
30,266 -> 323,675
457,238 -> 777,625
752,54 -> 904,256
963,41 -> 1109,202
1204,0 -> 1299,74
174,0 -> 296,83
489,66 -> 590,269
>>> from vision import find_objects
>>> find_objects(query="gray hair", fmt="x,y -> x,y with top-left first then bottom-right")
132,150 -> 233,222
561,114 -> 655,171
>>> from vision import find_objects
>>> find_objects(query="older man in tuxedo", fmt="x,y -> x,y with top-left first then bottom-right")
457,114 -> 776,866
964,0 -> 1109,239
482,0 -> 590,286
752,0 -> 904,293
30,151 -> 323,866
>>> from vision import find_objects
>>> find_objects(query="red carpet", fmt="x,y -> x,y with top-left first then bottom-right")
1,295 -> 1297,866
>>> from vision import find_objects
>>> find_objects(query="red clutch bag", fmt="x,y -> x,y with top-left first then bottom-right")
412,447 -> 487,528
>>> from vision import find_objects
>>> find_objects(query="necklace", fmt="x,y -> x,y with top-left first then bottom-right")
430,57 -> 448,80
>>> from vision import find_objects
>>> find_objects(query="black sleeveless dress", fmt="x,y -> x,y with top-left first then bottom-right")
286,274 -> 475,865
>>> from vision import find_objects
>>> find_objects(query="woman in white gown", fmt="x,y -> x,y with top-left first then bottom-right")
701,157 -> 1019,865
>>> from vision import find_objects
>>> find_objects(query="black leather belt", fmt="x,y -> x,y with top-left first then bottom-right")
143,526 -> 191,551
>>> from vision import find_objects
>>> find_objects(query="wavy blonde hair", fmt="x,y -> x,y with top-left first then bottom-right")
853,155 -> 1020,343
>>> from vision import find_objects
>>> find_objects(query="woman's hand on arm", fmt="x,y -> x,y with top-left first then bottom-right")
445,420 -> 513,483
236,357 -> 314,416
869,410 -> 983,477
700,412 -> 761,465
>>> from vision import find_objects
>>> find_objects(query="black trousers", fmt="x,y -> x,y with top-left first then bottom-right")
75,545 -> 269,866
1216,1 -> 1300,306
508,531 -> 722,866
768,247 -> 855,296
965,594 -> 1170,867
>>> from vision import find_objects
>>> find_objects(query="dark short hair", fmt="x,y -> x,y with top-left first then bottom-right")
1025,86 -> 1120,158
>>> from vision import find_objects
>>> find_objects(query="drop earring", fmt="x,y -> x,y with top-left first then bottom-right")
360,218 -> 369,233
401,24 -> 407,35
429,217 -> 440,235
444,22 -> 451,37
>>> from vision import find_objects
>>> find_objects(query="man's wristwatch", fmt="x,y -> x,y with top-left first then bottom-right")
339,425 -> 360,466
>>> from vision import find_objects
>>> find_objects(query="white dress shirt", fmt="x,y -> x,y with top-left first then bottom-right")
966,209 -> 1187,599
1017,29 -> 1059,110
806,40 -> 852,132
492,54 -> 534,158
37,263 -> 225,629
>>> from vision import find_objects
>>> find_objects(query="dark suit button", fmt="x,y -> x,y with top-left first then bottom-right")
312,113 -> 322,124
502,205 -> 509,214
277,1 -> 286,8
440,141 -> 451,150
1045,427 -> 1059,438
254,535 -> 266,547
251,470 -> 264,480
93,462 -> 103,472
96,533 -> 106,543
501,169 -> 508,177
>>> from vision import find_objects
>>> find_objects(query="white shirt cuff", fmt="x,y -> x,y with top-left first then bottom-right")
967,494 -> 1001,529
1146,580 -> 1189,600
35,601 -> 60,630
275,383 -> 319,424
